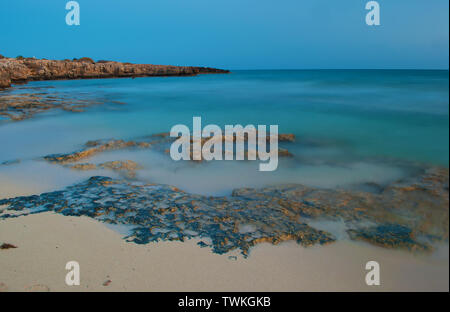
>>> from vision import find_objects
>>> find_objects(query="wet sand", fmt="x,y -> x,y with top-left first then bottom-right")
0,211 -> 448,292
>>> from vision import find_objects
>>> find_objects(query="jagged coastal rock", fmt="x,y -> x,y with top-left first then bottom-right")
42,132 -> 297,165
0,167 -> 448,256
68,160 -> 142,179
0,56 -> 230,89
0,67 -> 10,88
0,56 -> 229,121
1,126 -> 448,258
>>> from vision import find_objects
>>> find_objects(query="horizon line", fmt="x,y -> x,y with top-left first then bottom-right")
225,68 -> 450,71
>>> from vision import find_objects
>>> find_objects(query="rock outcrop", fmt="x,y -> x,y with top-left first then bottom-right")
68,160 -> 142,179
0,91 -> 109,121
0,167 -> 448,256
43,132 -> 297,164
0,56 -> 230,89
0,66 -> 10,88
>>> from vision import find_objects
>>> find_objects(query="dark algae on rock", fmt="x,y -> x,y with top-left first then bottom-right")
0,167 -> 448,256
347,224 -> 431,252
0,176 -> 335,257
1,130 -> 448,256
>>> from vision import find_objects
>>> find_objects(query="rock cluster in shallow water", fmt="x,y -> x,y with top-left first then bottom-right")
0,85 -> 125,121
0,167 -> 447,256
68,160 -> 142,178
42,132 -> 297,167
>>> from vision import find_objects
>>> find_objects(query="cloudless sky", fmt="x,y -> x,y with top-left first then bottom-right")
0,0 -> 448,69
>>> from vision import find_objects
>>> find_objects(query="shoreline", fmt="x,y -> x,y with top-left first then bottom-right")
1,159 -> 448,255
0,211 -> 448,292
0,56 -> 230,89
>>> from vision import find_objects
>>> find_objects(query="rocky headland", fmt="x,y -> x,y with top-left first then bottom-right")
0,56 -> 229,121
0,55 -> 229,89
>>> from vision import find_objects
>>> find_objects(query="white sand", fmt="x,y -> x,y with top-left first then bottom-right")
0,178 -> 448,292
0,211 -> 448,292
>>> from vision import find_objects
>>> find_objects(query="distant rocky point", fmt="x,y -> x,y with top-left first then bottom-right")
0,55 -> 230,89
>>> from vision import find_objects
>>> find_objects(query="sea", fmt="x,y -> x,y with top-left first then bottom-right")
0,70 -> 448,196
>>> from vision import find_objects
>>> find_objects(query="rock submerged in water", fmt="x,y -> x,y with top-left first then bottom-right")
0,89 -> 113,121
99,160 -> 141,178
347,224 -> 431,252
44,139 -> 152,164
0,159 -> 21,166
68,160 -> 142,179
42,132 -> 297,165
69,163 -> 98,171
3,130 -> 448,255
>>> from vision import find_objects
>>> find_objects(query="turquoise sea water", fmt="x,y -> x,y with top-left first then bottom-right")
0,70 -> 448,196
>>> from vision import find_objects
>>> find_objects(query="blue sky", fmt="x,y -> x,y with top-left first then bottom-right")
0,0 -> 448,69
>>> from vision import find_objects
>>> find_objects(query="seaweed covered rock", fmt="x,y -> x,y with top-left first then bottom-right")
0,167 -> 448,255
347,224 -> 431,252
0,176 -> 335,256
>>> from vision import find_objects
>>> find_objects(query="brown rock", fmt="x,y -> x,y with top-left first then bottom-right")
0,66 -> 11,88
0,243 -> 17,249
0,282 -> 8,292
74,57 -> 95,64
0,56 -> 230,90
69,163 -> 97,171
99,160 -> 141,178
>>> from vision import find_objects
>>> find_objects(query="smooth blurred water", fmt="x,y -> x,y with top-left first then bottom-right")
0,70 -> 448,196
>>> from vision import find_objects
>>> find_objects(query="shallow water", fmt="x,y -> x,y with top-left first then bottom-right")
0,70 -> 448,196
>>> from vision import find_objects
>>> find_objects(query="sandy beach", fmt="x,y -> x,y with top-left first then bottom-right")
1,67 -> 448,293
1,146 -> 449,292
0,210 -> 448,292
1,0 -> 449,298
